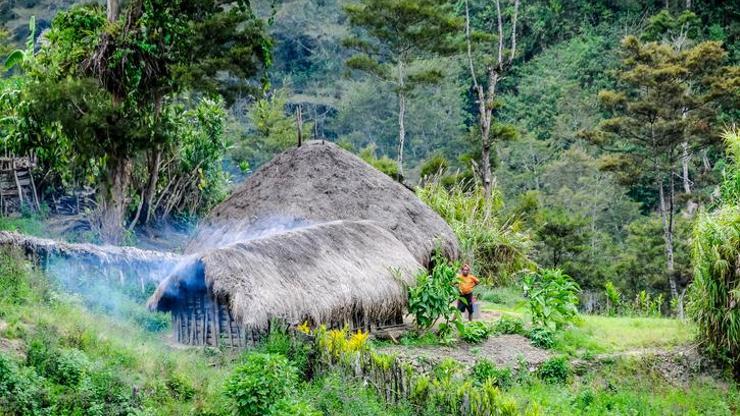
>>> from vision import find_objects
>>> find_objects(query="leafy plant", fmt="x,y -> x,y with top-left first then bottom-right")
523,268 -> 580,330
493,316 -> 526,335
528,327 -> 555,349
407,253 -> 461,333
604,281 -> 621,316
536,356 -> 570,384
459,321 -> 491,344
470,359 -> 513,389
224,353 -> 298,416
629,290 -> 664,317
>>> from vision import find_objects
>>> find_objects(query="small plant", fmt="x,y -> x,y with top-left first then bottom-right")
604,280 -> 621,316
536,356 -> 570,384
459,321 -> 491,344
407,252 -> 461,333
527,327 -> 554,349
493,316 -> 526,335
522,268 -> 580,330
630,290 -> 664,317
470,359 -> 513,389
224,352 -> 298,416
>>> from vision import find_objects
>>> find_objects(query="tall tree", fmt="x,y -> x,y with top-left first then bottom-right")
22,1 -> 270,242
589,36 -> 737,317
343,0 -> 461,177
464,0 -> 520,197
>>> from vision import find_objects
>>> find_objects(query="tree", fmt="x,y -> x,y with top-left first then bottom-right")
20,1 -> 270,242
343,0 -> 462,177
588,36 -> 737,316
464,0 -> 520,197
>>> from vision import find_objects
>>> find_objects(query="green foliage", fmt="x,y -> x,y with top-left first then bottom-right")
233,89 -> 313,170
420,154 -> 449,179
470,359 -> 513,389
359,144 -> 401,180
523,269 -> 580,330
459,321 -> 491,344
528,327 -> 555,349
628,290 -> 664,317
224,352 -> 299,416
259,325 -> 312,379
689,144 -> 740,377
418,179 -> 533,284
492,316 -> 526,336
536,356 -> 570,384
604,281 -> 622,316
407,253 -> 461,333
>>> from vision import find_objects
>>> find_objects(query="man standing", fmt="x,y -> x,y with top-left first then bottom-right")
457,264 -> 479,321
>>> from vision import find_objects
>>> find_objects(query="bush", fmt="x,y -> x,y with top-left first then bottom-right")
260,325 -> 311,378
0,249 -> 34,307
270,397 -> 322,416
51,348 -> 90,386
0,354 -> 49,415
459,321 -> 491,343
689,204 -> 740,378
407,253 -> 461,333
604,281 -> 621,316
224,352 -> 298,416
523,268 -> 580,330
493,316 -> 526,335
418,180 -> 533,285
537,356 -> 570,384
470,359 -> 513,389
528,327 -> 554,349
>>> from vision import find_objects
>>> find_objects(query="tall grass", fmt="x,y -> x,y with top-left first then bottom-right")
418,179 -> 534,285
688,127 -> 740,379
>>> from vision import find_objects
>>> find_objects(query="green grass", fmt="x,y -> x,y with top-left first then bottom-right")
507,359 -> 738,415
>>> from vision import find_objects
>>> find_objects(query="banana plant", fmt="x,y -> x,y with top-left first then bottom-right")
4,16 -> 35,71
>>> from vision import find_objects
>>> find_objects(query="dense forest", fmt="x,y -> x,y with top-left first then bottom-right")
0,0 -> 738,415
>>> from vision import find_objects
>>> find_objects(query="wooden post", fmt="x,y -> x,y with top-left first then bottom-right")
12,160 -> 23,207
296,105 -> 303,147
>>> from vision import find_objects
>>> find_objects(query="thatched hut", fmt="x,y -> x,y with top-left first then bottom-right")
148,221 -> 423,347
186,140 -> 458,264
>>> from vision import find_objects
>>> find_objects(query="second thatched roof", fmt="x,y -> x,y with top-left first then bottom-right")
148,220 -> 423,331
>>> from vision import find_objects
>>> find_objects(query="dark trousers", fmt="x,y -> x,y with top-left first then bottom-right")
457,293 -> 474,320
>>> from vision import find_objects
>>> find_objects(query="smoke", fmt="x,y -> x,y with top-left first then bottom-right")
188,216 -> 314,252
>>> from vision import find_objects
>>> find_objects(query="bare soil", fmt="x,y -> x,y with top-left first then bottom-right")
379,334 -> 551,372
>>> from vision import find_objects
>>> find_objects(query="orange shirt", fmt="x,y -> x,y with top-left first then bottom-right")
458,274 -> 479,295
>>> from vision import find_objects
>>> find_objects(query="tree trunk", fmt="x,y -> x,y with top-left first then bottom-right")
142,147 -> 162,224
681,141 -> 698,215
107,0 -> 119,21
658,178 -> 683,318
100,155 -> 132,244
397,61 -> 406,178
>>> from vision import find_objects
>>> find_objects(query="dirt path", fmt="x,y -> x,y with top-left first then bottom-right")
379,334 -> 551,371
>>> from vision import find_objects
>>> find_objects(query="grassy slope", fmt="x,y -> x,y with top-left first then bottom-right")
1,250 -> 737,415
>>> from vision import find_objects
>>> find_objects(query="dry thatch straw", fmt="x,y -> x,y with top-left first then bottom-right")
148,220 -> 424,331
0,230 -> 180,279
186,140 -> 459,265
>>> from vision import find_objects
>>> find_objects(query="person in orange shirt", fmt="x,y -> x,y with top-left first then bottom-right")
457,264 -> 479,321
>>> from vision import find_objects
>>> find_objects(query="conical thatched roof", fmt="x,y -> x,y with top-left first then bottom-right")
186,140 -> 458,264
148,220 -> 423,331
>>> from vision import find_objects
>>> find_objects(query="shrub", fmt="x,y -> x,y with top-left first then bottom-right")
604,281 -> 621,316
224,352 -> 298,416
418,180 -> 533,284
493,316 -> 526,335
0,249 -> 33,306
270,397 -> 322,416
528,327 -> 554,349
523,268 -> 580,330
689,204 -> 740,378
0,354 -> 49,415
459,321 -> 491,343
470,359 -> 513,389
51,348 -> 90,386
629,290 -> 664,317
536,356 -> 570,384
407,253 -> 461,333
260,325 -> 311,378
